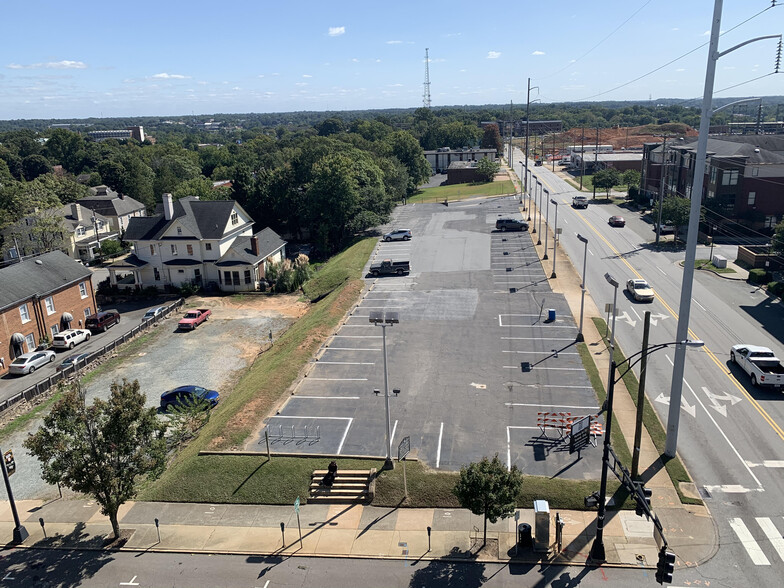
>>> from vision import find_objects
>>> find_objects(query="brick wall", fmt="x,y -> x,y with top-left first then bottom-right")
0,277 -> 96,375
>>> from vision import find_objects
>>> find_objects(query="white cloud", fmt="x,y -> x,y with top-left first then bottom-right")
531,50 -> 545,56
232,86 -> 241,90
328,26 -> 345,37
258,74 -> 265,78
152,73 -> 190,79
671,27 -> 679,31
375,59 -> 381,63
486,51 -> 501,59
7,60 -> 87,70
386,40 -> 402,44
303,74 -> 312,78
388,83 -> 404,87
352,58 -> 359,62
295,82 -> 308,86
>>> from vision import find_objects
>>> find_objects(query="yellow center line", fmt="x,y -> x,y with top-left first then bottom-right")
534,176 -> 784,443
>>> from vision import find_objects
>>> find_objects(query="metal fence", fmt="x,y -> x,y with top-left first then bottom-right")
0,298 -> 185,417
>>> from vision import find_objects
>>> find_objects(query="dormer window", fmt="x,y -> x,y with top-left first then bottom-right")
76,226 -> 86,236
177,227 -> 182,235
231,211 -> 239,225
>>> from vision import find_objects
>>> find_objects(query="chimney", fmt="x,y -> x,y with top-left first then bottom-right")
119,192 -> 125,200
70,203 -> 82,221
250,236 -> 259,256
163,193 -> 174,221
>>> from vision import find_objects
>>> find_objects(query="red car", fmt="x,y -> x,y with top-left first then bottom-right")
609,216 -> 626,227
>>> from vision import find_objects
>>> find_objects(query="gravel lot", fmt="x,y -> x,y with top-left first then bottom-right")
3,294 -> 307,500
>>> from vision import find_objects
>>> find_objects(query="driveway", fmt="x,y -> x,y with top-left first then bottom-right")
2,294 -> 307,500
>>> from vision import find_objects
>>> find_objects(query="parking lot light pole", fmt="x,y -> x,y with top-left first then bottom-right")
536,180 -> 543,244
1,447 -> 28,544
369,311 -> 399,470
576,234 -> 589,342
518,161 -> 525,207
531,174 -> 538,234
589,338 -> 703,564
543,189 -> 550,260
550,198 -> 558,278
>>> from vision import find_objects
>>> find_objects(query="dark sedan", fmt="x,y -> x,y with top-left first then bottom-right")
160,385 -> 220,412
608,216 -> 626,227
56,352 -> 91,372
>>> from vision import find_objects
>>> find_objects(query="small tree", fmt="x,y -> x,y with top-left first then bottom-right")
100,239 -> 123,258
475,158 -> 501,183
165,395 -> 212,450
661,196 -> 694,242
453,455 -> 523,547
593,168 -> 621,199
24,380 -> 167,540
773,220 -> 784,255
480,123 -> 504,155
621,169 -> 641,195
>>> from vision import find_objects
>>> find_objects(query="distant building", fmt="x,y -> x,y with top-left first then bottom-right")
87,126 -> 145,142
78,185 -> 146,233
445,161 -> 483,184
424,147 -> 496,174
572,152 -> 642,174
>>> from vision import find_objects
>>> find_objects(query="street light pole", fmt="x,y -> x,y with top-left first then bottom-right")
550,198 -> 558,278
543,189 -> 550,260
1,447 -> 28,543
576,234 -> 588,342
527,169 -> 532,221
369,311 -> 399,470
531,174 -> 538,235
518,161 -> 525,207
536,180 -> 543,244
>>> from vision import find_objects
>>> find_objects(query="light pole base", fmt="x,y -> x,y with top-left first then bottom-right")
550,272 -> 557,279
588,539 -> 606,564
542,254 -> 548,260
382,458 -> 395,471
575,333 -> 585,342
13,525 -> 29,544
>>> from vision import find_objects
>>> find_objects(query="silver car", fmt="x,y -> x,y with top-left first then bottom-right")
9,350 -> 57,375
382,229 -> 412,242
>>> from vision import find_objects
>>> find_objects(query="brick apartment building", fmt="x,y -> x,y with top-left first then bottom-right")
0,251 -> 96,375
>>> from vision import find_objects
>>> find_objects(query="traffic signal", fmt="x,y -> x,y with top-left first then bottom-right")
634,484 -> 652,518
655,548 -> 676,584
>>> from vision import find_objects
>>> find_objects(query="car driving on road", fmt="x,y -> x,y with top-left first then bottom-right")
609,216 -> 626,227
9,350 -> 56,375
626,279 -> 654,302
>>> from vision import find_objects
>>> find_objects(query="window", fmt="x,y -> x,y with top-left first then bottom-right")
231,211 -> 239,225
97,220 -> 104,230
25,333 -> 35,353
79,281 -> 88,298
177,269 -> 184,274
150,244 -> 155,256
205,243 -> 212,251
707,190 -> 714,199
244,269 -> 252,284
45,296 -> 55,315
752,167 -> 759,177
50,324 -> 59,337
153,267 -> 161,281
722,169 -> 739,186
171,244 -> 178,255
232,271 -> 240,285
19,304 -> 31,324
187,244 -> 194,256
177,227 -> 182,235
710,166 -> 717,184
76,226 -> 86,236
765,216 -> 777,229
748,192 -> 756,206
224,271 -> 232,285
84,307 -> 92,318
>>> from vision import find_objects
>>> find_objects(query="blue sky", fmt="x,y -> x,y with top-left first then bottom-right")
1,1 -> 781,119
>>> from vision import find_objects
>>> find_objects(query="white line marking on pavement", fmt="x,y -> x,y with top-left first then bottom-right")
501,337 -> 575,341
260,579 -> 270,588
694,300 -> 706,311
630,307 -> 641,321
502,350 -> 579,355
507,426 -> 511,471
503,366 -> 585,371
729,518 -> 770,565
325,348 -> 381,351
505,403 -> 600,410
293,396 -> 361,400
337,418 -> 353,455
391,420 -> 398,446
589,249 -> 594,256
436,422 -> 444,468
331,335 -> 383,338
315,361 -> 375,365
757,517 -> 784,562
308,378 -> 368,381
120,577 -> 140,586
704,485 -> 763,493
656,266 -> 666,275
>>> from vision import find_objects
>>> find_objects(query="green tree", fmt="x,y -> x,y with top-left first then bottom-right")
592,168 -> 622,199
453,455 -> 523,547
316,117 -> 345,136
100,239 -> 123,258
481,123 -> 503,154
24,380 -> 167,540
22,154 -> 52,180
475,158 -> 500,183
772,220 -> 784,255
384,131 -> 431,194
661,196 -> 694,242
44,129 -> 86,172
621,169 -> 641,193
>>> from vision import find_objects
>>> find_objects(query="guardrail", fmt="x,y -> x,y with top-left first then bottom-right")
0,298 -> 185,417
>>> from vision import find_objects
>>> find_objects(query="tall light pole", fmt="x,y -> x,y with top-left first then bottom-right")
542,189 -> 550,260
536,179 -> 543,244
589,338 -> 704,563
369,310 -> 399,470
1,447 -> 28,543
576,234 -> 588,342
664,0 -> 780,458
526,169 -> 532,220
523,77 -> 538,206
531,174 -> 539,235
518,161 -> 525,207
550,197 -> 558,278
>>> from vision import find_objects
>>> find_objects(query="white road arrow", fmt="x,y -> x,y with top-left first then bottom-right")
617,311 -> 637,328
650,313 -> 670,321
654,393 -> 696,418
702,386 -> 742,417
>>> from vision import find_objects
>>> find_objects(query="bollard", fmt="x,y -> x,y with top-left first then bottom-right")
39,517 -> 46,539
154,518 -> 161,543
280,522 -> 285,546
427,526 -> 431,552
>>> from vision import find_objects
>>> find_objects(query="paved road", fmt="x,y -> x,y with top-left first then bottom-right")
513,148 -> 784,587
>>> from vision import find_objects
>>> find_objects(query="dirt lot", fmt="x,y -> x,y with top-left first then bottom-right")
3,293 -> 308,500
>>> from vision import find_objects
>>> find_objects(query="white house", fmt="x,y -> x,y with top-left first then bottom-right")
78,185 -> 146,234
108,194 -> 286,292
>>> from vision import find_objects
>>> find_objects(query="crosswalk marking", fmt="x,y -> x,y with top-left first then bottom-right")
729,518 -> 770,565
756,517 -> 784,563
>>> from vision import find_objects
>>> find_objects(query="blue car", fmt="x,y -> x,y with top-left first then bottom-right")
160,385 -> 219,412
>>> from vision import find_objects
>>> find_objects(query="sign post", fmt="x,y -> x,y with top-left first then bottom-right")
294,497 -> 302,548
569,415 -> 591,456
397,436 -> 410,498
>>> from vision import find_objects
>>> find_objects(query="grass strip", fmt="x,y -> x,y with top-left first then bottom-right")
692,259 -> 735,274
591,317 -> 702,505
409,180 -> 515,203
140,238 -> 376,500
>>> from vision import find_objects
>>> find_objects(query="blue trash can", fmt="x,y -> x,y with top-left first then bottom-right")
548,308 -> 556,322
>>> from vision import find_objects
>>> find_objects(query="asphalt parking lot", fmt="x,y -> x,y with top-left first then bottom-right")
256,197 -> 604,478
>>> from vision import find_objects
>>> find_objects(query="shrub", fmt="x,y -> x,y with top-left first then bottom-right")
767,281 -> 784,296
749,268 -> 769,284
178,281 -> 201,297
266,255 -> 312,293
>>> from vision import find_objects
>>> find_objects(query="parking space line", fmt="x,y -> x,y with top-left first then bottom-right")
501,350 -> 579,355
315,361 -> 375,365
308,378 -> 369,381
505,402 -> 600,409
331,335 -> 382,338
436,422 -> 444,468
294,396 -> 361,399
503,366 -> 585,371
499,324 -> 578,329
502,337 -> 575,341
326,347 -> 381,351
337,418 -> 354,454
391,420 -> 398,446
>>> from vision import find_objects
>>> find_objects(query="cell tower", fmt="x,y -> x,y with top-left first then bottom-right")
423,48 -> 432,108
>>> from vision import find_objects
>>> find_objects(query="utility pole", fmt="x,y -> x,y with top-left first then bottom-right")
592,127 -> 599,200
552,133 -> 556,172
655,136 -> 669,246
579,127 -> 585,190
524,78 -> 538,201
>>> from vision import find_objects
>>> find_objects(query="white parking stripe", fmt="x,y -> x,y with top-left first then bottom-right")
756,517 -> 784,562
436,422 -> 444,468
308,378 -> 368,381
506,402 -> 600,410
503,366 -> 585,371
326,348 -> 381,351
502,350 -> 579,355
337,418 -> 353,455
315,361 -> 375,365
729,518 -> 770,565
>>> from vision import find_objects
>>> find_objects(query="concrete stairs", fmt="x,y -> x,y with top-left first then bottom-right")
308,469 -> 376,504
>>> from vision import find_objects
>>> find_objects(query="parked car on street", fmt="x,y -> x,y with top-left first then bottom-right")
52,329 -> 91,350
143,306 -> 166,321
56,352 -> 91,372
382,229 -> 412,242
609,216 -> 626,227
160,385 -> 220,412
85,310 -> 121,333
9,350 -> 56,375
495,218 -> 529,232
626,279 -> 655,302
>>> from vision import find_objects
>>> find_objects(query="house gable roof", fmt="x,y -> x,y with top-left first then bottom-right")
78,185 -> 146,217
216,228 -> 286,266
0,251 -> 93,311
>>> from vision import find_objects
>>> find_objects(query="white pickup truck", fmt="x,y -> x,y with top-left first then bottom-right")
730,344 -> 784,388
